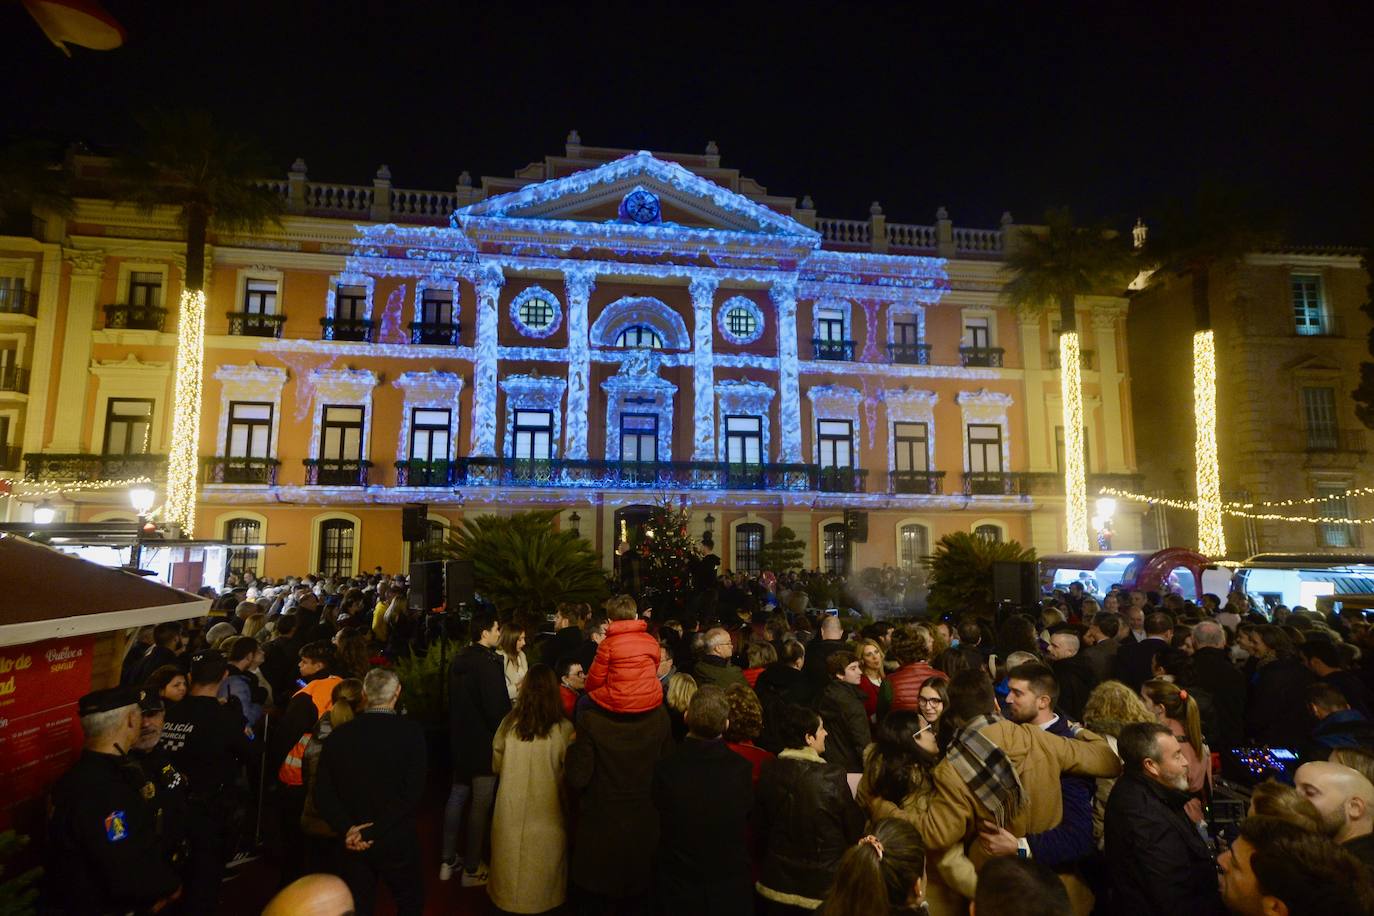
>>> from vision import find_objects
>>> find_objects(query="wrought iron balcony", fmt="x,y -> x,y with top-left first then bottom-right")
227,312 -> 286,338
449,458 -> 834,492
888,342 -> 932,365
0,288 -> 37,317
303,458 -> 372,486
814,467 -> 868,493
812,338 -> 856,361
103,303 -> 167,331
890,470 -> 945,494
409,320 -> 460,346
1018,472 -> 1146,496
0,366 -> 29,393
23,452 -> 167,481
1047,349 -> 1096,370
319,316 -> 375,342
1306,429 -> 1367,453
959,346 -> 1005,368
395,458 -> 457,487
962,471 -> 1024,496
202,456 -> 280,485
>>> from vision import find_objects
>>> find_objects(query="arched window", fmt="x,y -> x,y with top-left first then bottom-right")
616,325 -> 663,349
974,523 -> 1003,544
225,517 -> 261,574
823,522 -> 848,575
735,523 -> 765,576
318,519 -> 356,576
425,520 -> 448,549
899,524 -> 929,571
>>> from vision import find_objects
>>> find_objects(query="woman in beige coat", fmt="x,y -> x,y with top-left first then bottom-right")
488,663 -> 575,914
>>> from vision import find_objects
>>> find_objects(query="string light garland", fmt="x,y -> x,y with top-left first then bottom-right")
1229,487 -> 1374,510
0,477 -> 153,500
1193,330 -> 1226,557
1060,331 -> 1089,551
164,288 -> 206,533
1098,486 -> 1374,526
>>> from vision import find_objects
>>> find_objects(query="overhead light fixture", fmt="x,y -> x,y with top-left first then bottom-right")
129,486 -> 157,517
32,501 -> 56,525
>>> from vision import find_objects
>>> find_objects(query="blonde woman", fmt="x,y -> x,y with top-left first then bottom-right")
1082,680 -> 1158,846
1141,679 -> 1210,822
498,623 -> 529,701
854,637 -> 886,722
665,672 -> 697,743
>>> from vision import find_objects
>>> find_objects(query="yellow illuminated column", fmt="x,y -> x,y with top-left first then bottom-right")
1060,331 -> 1089,551
1193,329 -> 1226,557
164,288 -> 206,534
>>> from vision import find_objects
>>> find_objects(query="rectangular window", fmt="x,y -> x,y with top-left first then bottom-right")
817,308 -> 845,342
735,524 -> 764,576
410,408 -> 451,463
320,405 -> 364,461
620,413 -> 658,463
817,419 -> 853,468
1317,485 -> 1354,548
513,409 -> 554,461
967,423 -> 1003,474
899,524 -> 929,571
0,276 -> 24,312
894,422 -> 929,473
725,416 -> 764,465
128,271 -> 162,309
335,285 -> 367,321
1293,274 -> 1326,335
965,316 -> 991,349
243,278 -> 278,315
420,289 -> 453,325
318,520 -> 355,577
227,401 -> 273,459
104,398 -> 154,455
1303,387 -> 1339,449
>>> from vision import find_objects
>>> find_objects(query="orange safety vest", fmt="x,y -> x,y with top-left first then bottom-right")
278,676 -> 342,786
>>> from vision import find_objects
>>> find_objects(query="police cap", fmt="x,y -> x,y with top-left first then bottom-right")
78,686 -> 141,717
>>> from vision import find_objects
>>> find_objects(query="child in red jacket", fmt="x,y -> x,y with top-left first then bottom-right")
584,595 -> 663,713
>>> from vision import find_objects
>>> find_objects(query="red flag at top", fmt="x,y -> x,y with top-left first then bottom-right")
21,0 -> 126,56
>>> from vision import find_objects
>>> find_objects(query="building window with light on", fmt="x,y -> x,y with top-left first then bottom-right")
974,523 -> 1003,544
1317,485 -> 1356,548
823,522 -> 848,575
227,402 -> 273,460
512,409 -> 554,462
1292,274 -> 1326,335
620,413 -> 658,464
1302,387 -> 1339,450
899,523 -> 929,571
128,271 -> 163,309
967,424 -> 1003,475
735,522 -> 764,575
104,398 -> 154,455
318,519 -> 356,576
616,325 -> 663,349
335,285 -> 367,321
225,517 -> 261,574
243,278 -> 278,315
724,416 -> 763,465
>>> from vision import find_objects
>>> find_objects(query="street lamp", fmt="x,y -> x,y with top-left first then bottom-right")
32,501 -> 55,525
569,511 -> 581,537
1092,497 -> 1118,550
703,513 -> 715,549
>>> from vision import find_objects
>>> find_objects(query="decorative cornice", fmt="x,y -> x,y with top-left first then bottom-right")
63,247 -> 105,275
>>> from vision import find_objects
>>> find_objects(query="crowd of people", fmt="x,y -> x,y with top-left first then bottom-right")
40,565 -> 1374,915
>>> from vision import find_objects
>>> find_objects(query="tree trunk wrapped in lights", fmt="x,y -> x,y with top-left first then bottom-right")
1059,328 -> 1089,551
164,286 -> 206,532
1193,329 -> 1225,557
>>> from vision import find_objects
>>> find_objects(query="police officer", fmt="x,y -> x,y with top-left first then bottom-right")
130,689 -> 189,873
45,686 -> 182,914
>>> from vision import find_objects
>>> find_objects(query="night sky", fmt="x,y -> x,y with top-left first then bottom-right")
3,1 -> 1370,243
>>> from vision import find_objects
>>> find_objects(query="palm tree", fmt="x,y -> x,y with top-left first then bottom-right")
1003,208 -> 1136,551
111,111 -> 283,533
1142,185 -> 1282,557
926,531 -> 1036,618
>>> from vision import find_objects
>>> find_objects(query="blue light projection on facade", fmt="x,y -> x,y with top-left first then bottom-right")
717,295 -> 765,345
509,285 -> 564,338
590,296 -> 691,350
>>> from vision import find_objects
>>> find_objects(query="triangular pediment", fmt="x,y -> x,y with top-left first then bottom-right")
454,151 -> 818,241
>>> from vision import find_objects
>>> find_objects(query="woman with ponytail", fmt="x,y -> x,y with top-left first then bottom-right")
817,818 -> 926,915
1141,679 -> 1211,821
299,677 -> 364,870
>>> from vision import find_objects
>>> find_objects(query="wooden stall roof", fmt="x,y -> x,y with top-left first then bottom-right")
0,535 -> 210,647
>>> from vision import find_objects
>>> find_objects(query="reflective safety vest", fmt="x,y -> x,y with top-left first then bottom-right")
277,676 -> 342,786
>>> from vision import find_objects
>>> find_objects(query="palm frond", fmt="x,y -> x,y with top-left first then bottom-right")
1003,207 -> 1138,316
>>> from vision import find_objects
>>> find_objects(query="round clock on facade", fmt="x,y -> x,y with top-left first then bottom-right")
619,189 -> 662,225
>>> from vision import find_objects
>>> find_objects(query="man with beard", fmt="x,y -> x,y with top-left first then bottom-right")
1293,760 -> 1374,869
130,689 -> 189,877
1103,722 -> 1223,915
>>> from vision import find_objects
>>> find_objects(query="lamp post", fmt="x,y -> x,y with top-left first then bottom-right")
1092,497 -> 1117,551
129,487 -> 157,570
32,501 -> 55,525
703,513 -> 715,549
569,511 -> 581,537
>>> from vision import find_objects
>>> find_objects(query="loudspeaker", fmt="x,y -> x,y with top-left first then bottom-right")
401,504 -> 429,542
445,559 -> 476,609
408,560 -> 443,611
991,561 -> 1039,606
844,510 -> 869,543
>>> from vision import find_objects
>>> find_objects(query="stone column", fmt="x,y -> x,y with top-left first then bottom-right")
771,279 -> 803,464
564,268 -> 596,460
50,249 -> 105,452
1093,306 -> 1128,471
22,245 -> 64,455
690,276 -> 719,461
1020,315 -> 1052,470
469,265 -> 504,457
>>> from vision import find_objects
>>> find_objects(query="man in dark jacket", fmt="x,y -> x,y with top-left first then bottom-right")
1247,639 -> 1317,750
1080,612 -> 1121,683
816,650 -> 870,773
441,610 -> 509,886
314,668 -> 427,916
1104,722 -> 1224,916
1304,682 -> 1374,761
260,612 -> 306,706
1114,611 -> 1172,690
1303,640 -> 1374,717
1190,621 -> 1246,750
651,686 -> 753,916
754,641 -> 811,753
540,602 -> 587,666
124,620 -> 186,687
801,615 -> 848,690
1045,630 -> 1096,722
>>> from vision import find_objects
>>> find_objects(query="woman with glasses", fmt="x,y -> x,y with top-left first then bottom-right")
916,677 -> 950,755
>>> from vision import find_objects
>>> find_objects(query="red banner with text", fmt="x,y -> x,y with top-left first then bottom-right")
0,636 -> 94,829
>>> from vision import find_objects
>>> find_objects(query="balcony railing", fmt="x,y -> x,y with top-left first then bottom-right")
959,346 -> 1005,368
428,458 -> 862,492
1047,349 -> 1096,370
963,471 -> 1023,496
1306,429 -> 1367,453
202,456 -> 280,485
812,338 -> 856,361
0,288 -> 37,317
890,470 -> 946,494
103,303 -> 167,331
395,458 -> 457,487
814,467 -> 868,493
303,458 -> 372,486
227,312 -> 286,338
23,452 -> 166,481
888,343 -> 933,365
0,366 -> 29,393
320,316 -> 375,342
409,320 -> 461,346
1296,315 -> 1345,337
1019,472 -> 1146,496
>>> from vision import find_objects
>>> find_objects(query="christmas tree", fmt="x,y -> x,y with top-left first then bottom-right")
627,498 -> 703,600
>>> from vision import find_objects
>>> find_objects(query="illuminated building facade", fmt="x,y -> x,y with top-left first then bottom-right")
2,136 -> 1142,578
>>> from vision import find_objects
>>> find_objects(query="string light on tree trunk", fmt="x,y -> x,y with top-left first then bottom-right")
1193,330 -> 1225,558
164,288 -> 206,533
1060,331 -> 1089,551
